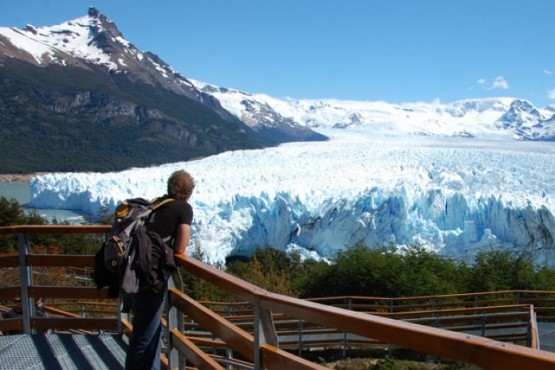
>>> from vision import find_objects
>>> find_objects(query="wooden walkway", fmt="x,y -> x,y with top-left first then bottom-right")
0,333 -> 126,370
3,225 -> 555,369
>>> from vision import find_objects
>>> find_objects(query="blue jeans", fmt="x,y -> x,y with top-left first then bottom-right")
125,286 -> 167,370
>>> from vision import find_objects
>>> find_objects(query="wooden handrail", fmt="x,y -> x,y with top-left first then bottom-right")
2,225 -> 555,370
27,254 -> 95,268
308,290 -> 555,303
374,303 -> 533,318
0,225 -> 110,235
529,304 -> 539,350
177,254 -> 555,370
170,329 -> 225,370
169,287 -> 254,360
0,254 -> 19,268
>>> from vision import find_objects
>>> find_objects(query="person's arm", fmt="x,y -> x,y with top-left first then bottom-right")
173,223 -> 190,255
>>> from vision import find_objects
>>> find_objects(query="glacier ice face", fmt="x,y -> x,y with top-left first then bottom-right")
29,128 -> 555,266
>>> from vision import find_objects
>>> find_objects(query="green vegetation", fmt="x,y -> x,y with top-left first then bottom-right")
0,196 -> 101,255
185,244 -> 555,302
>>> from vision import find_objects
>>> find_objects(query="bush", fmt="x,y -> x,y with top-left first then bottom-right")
213,243 -> 555,300
0,197 -> 100,255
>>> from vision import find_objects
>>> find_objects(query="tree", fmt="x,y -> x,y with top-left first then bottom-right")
0,197 -> 24,226
467,250 -> 535,292
296,244 -> 404,298
533,266 -> 555,290
394,246 -> 464,296
226,247 -> 297,296
0,197 -> 48,253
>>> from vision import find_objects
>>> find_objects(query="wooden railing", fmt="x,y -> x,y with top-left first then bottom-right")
205,293 -> 542,355
305,291 -> 555,321
0,225 -> 119,336
1,225 -> 555,370
188,302 -> 538,355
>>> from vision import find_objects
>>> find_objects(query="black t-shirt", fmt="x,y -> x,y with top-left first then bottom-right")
146,197 -> 193,248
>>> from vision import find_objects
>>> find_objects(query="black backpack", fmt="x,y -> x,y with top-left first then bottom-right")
93,197 -> 177,298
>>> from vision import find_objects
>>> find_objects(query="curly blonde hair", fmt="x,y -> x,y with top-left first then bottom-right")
167,170 -> 195,200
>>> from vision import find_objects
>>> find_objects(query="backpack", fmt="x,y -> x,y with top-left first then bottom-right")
93,197 -> 177,298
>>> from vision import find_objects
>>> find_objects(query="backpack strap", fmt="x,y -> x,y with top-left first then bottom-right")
150,197 -> 176,245
152,197 -> 174,210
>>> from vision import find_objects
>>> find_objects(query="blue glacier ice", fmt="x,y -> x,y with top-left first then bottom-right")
29,129 -> 555,266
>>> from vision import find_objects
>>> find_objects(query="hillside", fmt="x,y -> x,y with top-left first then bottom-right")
0,7 -> 325,173
0,58 -> 264,173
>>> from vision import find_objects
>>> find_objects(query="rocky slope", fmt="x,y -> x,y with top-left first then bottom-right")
0,7 -> 325,173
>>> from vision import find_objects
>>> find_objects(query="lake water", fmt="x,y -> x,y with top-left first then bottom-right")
0,181 -> 87,223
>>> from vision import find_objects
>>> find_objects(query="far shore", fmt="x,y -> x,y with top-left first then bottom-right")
0,174 -> 40,182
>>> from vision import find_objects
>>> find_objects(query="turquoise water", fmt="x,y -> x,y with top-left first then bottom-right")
0,181 -> 87,223
0,181 -> 30,204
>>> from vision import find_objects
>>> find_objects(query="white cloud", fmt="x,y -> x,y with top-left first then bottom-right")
547,88 -> 555,99
477,76 -> 510,91
545,69 -> 553,75
488,76 -> 509,90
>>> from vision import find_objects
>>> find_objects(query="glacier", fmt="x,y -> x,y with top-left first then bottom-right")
29,128 -> 555,266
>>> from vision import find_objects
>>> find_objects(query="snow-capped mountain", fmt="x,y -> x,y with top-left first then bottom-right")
533,115 -> 555,141
2,5 -> 554,166
0,7 -> 326,173
0,6 -> 327,143
496,100 -> 545,130
194,82 -> 555,140
193,82 -> 327,143
0,7 -> 203,101
494,99 -> 555,140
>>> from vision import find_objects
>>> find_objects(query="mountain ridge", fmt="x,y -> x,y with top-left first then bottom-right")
0,7 -> 326,173
1,7 -> 554,175
0,6 -> 327,142
197,81 -> 555,140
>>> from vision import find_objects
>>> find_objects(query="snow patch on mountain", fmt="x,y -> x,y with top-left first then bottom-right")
190,82 -> 528,138
194,79 -> 555,141
0,9 -> 118,69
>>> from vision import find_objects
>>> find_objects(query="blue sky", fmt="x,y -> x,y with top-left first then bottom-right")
2,0 -> 555,107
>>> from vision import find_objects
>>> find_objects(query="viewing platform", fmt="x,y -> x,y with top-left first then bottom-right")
0,333 -> 126,369
2,225 -> 555,369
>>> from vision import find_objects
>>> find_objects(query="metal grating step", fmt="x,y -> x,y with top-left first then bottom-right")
0,334 -> 127,370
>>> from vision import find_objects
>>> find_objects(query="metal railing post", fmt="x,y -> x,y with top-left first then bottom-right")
481,312 -> 487,337
253,306 -> 261,369
253,305 -> 278,369
167,272 -> 185,370
297,319 -> 304,357
343,297 -> 352,358
117,296 -> 127,338
528,304 -> 540,350
17,233 -> 32,334
225,348 -> 233,370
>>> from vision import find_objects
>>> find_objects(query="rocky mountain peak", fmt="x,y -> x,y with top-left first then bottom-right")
88,6 -> 100,18
86,6 -> 121,35
496,99 -> 544,130
0,8 -> 329,173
